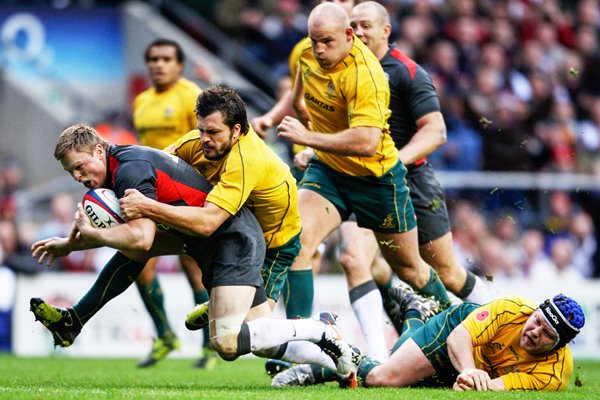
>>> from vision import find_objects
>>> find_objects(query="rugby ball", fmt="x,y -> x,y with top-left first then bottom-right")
82,188 -> 125,228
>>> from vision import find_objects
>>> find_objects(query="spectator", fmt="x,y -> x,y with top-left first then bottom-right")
530,237 -> 584,291
568,211 -> 596,278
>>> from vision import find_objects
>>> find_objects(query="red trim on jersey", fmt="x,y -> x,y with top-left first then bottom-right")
390,48 -> 417,79
413,157 -> 426,166
155,169 -> 207,207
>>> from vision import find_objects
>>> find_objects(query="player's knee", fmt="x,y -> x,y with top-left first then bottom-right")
209,314 -> 246,361
210,336 -> 239,361
339,251 -> 365,274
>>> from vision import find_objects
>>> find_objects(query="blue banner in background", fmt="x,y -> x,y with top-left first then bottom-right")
0,6 -> 125,109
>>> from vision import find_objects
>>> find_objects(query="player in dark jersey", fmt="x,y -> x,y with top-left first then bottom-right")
29,124 -> 360,380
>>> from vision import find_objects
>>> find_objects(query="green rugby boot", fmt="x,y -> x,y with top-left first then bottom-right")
137,332 -> 180,368
30,298 -> 81,347
185,301 -> 209,331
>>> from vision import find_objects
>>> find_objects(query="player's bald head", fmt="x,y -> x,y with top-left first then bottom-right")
309,2 -> 350,33
352,1 -> 390,26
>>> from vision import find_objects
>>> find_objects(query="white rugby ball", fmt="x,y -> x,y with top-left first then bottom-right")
82,188 -> 125,228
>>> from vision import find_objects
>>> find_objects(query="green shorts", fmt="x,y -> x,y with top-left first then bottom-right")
406,162 -> 451,245
261,232 -> 301,301
300,158 -> 416,233
406,302 -> 479,386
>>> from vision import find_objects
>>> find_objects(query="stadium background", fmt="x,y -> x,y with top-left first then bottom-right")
0,0 -> 599,361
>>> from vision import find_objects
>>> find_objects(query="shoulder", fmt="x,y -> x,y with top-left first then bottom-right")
176,78 -> 202,96
167,129 -> 202,153
491,296 -> 537,315
133,87 -> 154,105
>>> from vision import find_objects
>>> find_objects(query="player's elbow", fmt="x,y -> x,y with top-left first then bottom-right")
127,229 -> 155,252
359,141 -> 379,157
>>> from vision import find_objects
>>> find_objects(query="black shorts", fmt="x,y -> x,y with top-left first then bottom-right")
184,206 -> 266,292
406,162 -> 451,245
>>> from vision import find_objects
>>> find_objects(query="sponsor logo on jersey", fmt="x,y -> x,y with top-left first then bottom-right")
305,93 -> 335,112
324,81 -> 336,100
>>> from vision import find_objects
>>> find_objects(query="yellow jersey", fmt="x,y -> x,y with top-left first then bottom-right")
132,77 -> 201,150
167,128 -> 302,248
462,296 -> 574,391
296,35 -> 397,177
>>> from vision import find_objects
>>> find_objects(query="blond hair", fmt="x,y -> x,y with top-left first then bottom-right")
54,124 -> 108,161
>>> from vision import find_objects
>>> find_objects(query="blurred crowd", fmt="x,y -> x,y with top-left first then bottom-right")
201,0 -> 600,174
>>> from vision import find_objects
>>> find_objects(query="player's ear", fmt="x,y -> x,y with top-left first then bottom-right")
383,23 -> 392,39
232,124 -> 242,141
94,143 -> 105,159
345,26 -> 353,42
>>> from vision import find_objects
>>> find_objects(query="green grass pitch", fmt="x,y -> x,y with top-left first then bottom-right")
0,354 -> 598,399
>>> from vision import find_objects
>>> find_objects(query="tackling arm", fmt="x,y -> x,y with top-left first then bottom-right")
119,188 -> 230,238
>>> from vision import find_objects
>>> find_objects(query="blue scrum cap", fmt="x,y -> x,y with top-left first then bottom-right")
539,294 -> 585,350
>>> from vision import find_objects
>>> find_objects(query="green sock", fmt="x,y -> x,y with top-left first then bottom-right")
356,356 -> 382,387
194,288 -> 211,349
284,269 -> 313,319
311,365 -> 338,383
73,252 -> 145,325
417,268 -> 451,309
136,276 -> 171,338
391,313 -> 425,353
375,275 -> 396,310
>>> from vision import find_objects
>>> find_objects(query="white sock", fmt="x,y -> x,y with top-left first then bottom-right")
463,274 -> 492,304
281,341 -> 337,370
246,317 -> 324,351
350,280 -> 389,361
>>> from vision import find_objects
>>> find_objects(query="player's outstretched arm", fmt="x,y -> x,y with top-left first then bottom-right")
120,188 -> 230,238
31,220 -> 99,266
251,87 -> 293,138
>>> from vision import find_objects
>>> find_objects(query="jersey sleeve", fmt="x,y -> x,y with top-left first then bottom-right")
407,66 -> 441,120
165,130 -> 202,158
112,160 -> 157,200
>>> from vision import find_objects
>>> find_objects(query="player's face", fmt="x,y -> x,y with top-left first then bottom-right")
198,111 -> 241,160
309,24 -> 353,69
350,6 -> 387,53
520,310 -> 559,355
60,145 -> 107,189
146,45 -> 183,91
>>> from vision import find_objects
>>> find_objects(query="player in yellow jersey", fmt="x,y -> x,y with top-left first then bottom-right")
121,85 -> 301,316
354,292 -> 585,391
252,0 -> 393,363
131,39 -> 214,369
277,3 -> 450,319
133,39 -> 202,150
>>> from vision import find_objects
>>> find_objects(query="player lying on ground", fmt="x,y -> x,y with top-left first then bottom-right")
29,124 -> 360,385
274,291 -> 585,391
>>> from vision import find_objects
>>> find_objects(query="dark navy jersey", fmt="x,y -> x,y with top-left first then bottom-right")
106,144 -> 211,207
380,45 -> 441,150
